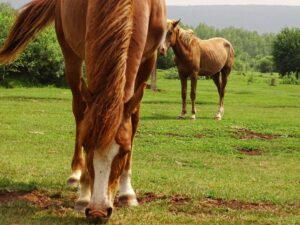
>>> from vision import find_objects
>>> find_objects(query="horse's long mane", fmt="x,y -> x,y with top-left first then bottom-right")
178,27 -> 195,48
83,0 -> 133,151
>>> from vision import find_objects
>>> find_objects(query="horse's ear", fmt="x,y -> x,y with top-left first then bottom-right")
173,19 -> 181,28
80,78 -> 92,105
124,83 -> 146,118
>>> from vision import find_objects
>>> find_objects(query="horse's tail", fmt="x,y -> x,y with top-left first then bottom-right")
225,41 -> 235,68
0,0 -> 55,64
83,0 -> 133,149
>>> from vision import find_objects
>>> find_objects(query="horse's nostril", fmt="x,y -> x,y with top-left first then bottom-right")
107,207 -> 113,218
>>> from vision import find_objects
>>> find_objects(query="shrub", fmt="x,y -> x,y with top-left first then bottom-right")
0,4 -> 65,86
280,73 -> 300,85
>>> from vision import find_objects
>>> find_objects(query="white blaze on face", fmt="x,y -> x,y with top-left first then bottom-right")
90,141 -> 120,209
159,29 -> 168,56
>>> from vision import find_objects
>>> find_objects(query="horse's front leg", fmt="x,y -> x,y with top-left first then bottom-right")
178,74 -> 188,119
190,73 -> 198,120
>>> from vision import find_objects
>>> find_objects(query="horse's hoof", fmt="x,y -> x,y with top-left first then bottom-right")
67,176 -> 80,187
117,195 -> 139,207
75,200 -> 90,213
190,115 -> 196,120
67,170 -> 81,186
177,115 -> 185,120
215,116 -> 222,121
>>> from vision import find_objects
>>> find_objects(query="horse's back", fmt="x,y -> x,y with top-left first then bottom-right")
198,38 -> 233,75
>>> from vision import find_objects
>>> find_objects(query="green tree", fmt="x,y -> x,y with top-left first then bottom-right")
257,56 -> 274,73
272,28 -> 300,78
157,50 -> 175,69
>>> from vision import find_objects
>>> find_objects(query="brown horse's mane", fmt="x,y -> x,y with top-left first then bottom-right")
178,27 -> 195,48
82,0 -> 133,152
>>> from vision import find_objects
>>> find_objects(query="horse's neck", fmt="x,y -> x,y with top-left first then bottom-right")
172,37 -> 189,61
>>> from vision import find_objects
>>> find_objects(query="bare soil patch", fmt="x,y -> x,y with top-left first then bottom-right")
0,190 -> 75,214
194,134 -> 206,139
1,190 -> 299,216
199,197 -> 274,210
233,126 -> 280,140
238,148 -> 262,156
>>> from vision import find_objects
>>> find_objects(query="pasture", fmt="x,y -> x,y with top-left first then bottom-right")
0,71 -> 299,224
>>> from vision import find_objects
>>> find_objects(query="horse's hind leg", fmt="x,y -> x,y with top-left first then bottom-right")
190,73 -> 198,120
212,72 -> 223,120
215,67 -> 231,120
56,33 -> 86,185
65,57 -> 86,185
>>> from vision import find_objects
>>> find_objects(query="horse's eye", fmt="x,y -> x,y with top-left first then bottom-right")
167,31 -> 173,36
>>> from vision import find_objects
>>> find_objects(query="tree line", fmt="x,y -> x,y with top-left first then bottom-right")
0,3 -> 299,86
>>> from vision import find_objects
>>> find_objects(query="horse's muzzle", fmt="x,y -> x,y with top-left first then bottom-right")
159,47 -> 167,56
85,207 -> 113,224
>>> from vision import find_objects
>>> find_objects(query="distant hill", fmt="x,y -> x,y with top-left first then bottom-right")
167,6 -> 300,33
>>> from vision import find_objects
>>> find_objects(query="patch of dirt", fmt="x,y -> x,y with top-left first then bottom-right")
199,197 -> 275,210
232,126 -> 280,140
0,190 -> 75,214
137,192 -> 167,204
165,132 -> 188,138
2,190 -> 299,217
145,84 -> 162,92
194,134 -> 206,139
169,195 -> 191,205
238,148 -> 262,156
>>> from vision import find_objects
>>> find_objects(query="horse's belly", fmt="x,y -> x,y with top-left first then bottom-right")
60,0 -> 87,58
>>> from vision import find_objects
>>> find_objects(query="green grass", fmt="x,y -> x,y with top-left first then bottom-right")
0,71 -> 299,224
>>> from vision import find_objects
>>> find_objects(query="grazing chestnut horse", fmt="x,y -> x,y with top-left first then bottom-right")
160,20 -> 234,120
0,0 -> 166,222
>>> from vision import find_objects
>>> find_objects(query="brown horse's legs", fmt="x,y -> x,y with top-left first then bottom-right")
55,6 -> 86,185
212,72 -> 223,120
190,74 -> 198,120
75,167 -> 91,212
218,67 -> 230,118
118,54 -> 156,207
178,74 -> 187,119
64,57 -> 87,185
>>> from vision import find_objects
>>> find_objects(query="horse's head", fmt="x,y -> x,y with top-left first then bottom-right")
159,19 -> 180,56
79,81 -> 146,223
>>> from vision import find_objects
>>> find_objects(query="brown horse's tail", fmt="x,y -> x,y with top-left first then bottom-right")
0,0 -> 55,64
225,41 -> 235,68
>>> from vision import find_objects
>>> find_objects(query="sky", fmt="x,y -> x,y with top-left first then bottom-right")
3,0 -> 300,7
166,0 -> 300,6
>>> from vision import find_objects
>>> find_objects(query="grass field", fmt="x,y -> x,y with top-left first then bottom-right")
0,70 -> 299,224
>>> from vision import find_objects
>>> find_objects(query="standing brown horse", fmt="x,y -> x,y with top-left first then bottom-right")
0,0 -> 166,223
160,20 -> 234,120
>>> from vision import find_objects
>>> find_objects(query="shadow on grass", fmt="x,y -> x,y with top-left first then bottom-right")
0,96 -> 68,102
142,100 -> 215,105
0,177 -> 38,192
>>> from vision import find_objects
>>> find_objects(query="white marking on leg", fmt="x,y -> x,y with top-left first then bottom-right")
89,142 -> 119,209
215,106 -> 224,120
119,169 -> 138,206
78,184 -> 91,203
119,169 -> 135,196
190,114 -> 196,120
